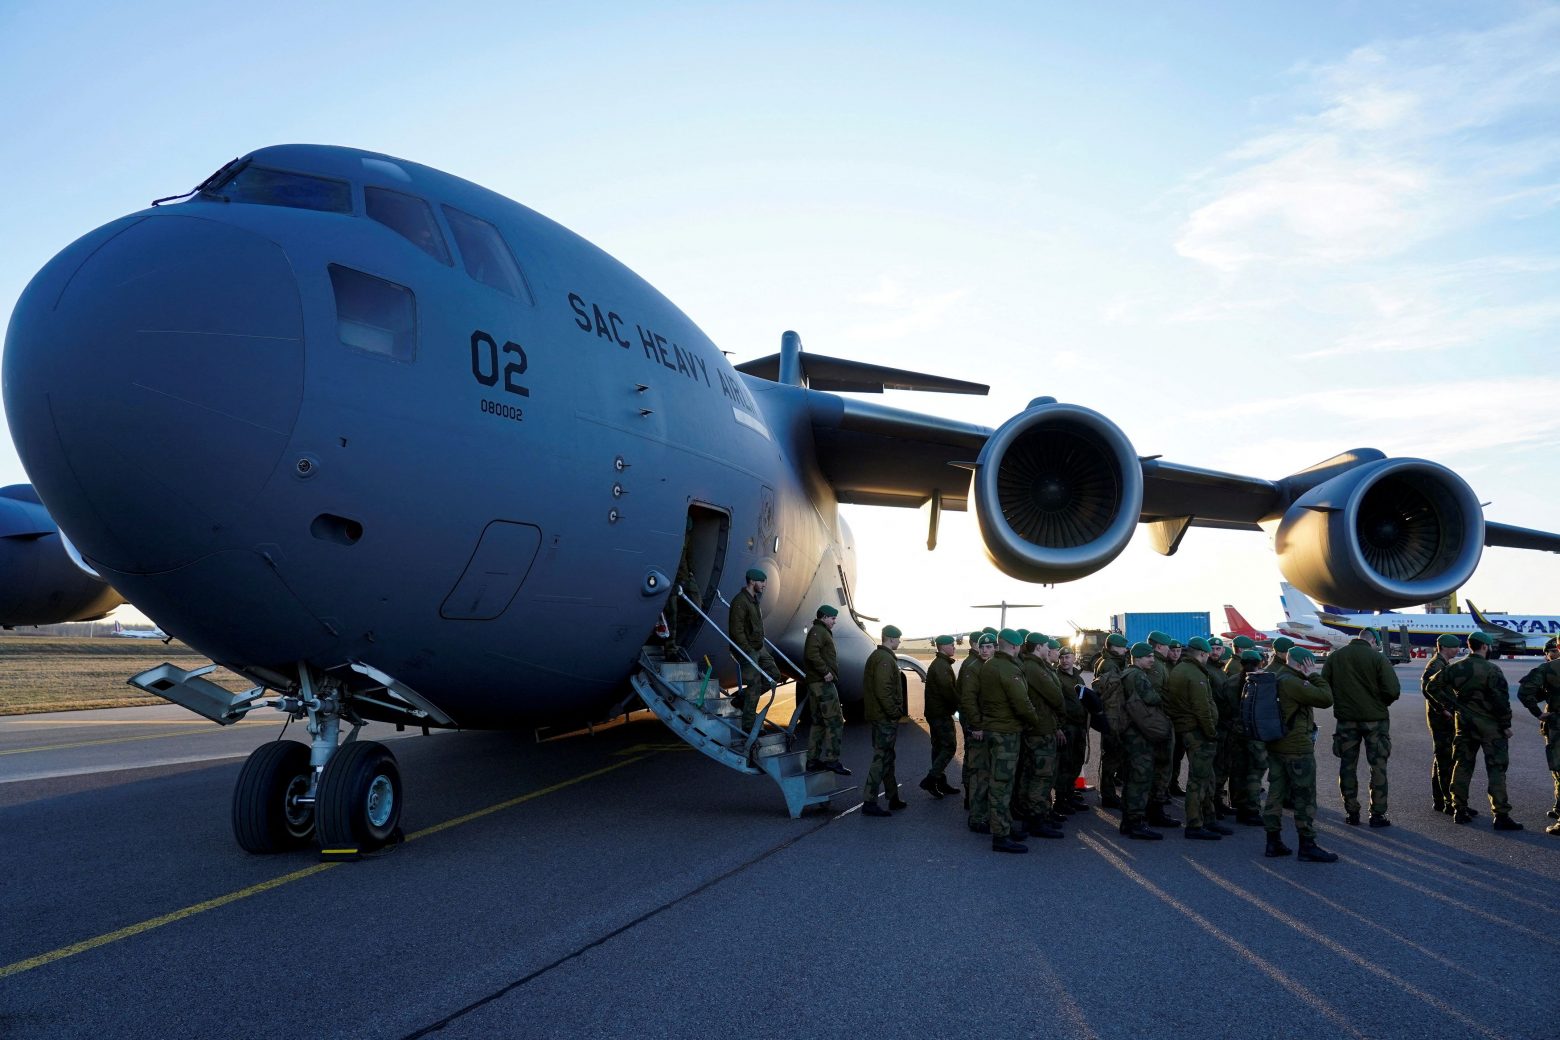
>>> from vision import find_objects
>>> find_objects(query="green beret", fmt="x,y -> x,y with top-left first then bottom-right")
970,631 -> 984,643
976,632 -> 997,647
882,624 -> 902,640
998,628 -> 1022,646
1017,629 -> 1030,641
1232,635 -> 1257,650
1545,637 -> 1558,652
982,627 -> 997,635
1168,639 -> 1183,650
1187,637 -> 1210,652
1046,638 -> 1062,650
1271,636 -> 1296,653
935,634 -> 955,646
1106,633 -> 1129,648
816,604 -> 838,618
1360,627 -> 1380,643
1240,649 -> 1263,663
1023,632 -> 1046,649
1147,630 -> 1169,646
745,568 -> 767,582
1130,642 -> 1154,658
1207,636 -> 1224,647
1436,633 -> 1461,649
1467,631 -> 1495,648
1287,646 -> 1316,664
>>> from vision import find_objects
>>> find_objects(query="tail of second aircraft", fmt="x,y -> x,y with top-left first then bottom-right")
1223,604 -> 1261,637
1280,582 -> 1321,622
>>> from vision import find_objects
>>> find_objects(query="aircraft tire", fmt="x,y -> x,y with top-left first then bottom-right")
232,740 -> 316,853
316,741 -> 402,851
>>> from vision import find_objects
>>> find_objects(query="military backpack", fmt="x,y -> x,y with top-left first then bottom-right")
1093,666 -> 1128,736
1239,670 -> 1287,741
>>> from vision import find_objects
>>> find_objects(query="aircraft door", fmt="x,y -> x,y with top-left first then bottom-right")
670,504 -> 728,644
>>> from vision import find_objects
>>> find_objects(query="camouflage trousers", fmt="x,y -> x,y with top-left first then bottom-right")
861,721 -> 899,802
1151,735 -> 1172,804
736,650 -> 778,734
1019,733 -> 1059,820
1215,724 -> 1244,808
926,715 -> 957,781
985,732 -> 1022,839
1427,700 -> 1455,807
1055,724 -> 1086,804
1181,729 -> 1217,829
963,721 -> 991,823
1098,733 -> 1126,797
1332,719 -> 1391,816
1544,718 -> 1560,810
1244,738 -> 1270,810
806,681 -> 843,765
1451,713 -> 1510,815
1264,751 -> 1319,839
1120,728 -> 1156,819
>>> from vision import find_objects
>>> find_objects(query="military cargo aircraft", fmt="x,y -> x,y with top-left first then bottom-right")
6,144 -> 1559,854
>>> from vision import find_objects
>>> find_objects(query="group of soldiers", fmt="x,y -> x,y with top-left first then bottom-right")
726,572 -> 1560,848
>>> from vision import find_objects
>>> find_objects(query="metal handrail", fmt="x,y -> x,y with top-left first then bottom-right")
675,586 -> 786,746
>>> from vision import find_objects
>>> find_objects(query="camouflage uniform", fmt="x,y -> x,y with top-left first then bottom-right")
959,649 -> 989,822
1054,663 -> 1088,807
1120,666 -> 1162,826
1166,659 -> 1219,829
1243,655 -> 1293,815
1148,653 -> 1174,804
1447,654 -> 1514,816
1422,654 -> 1457,810
1323,637 -> 1400,818
667,530 -> 701,650
1205,655 -> 1240,811
1263,665 -> 1332,839
803,620 -> 843,767
861,643 -> 904,803
1516,658 -> 1560,816
980,650 -> 1041,840
1091,647 -> 1129,800
1019,650 -> 1063,822
923,651 -> 960,785
727,586 -> 777,735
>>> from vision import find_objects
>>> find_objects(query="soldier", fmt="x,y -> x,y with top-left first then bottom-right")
1516,637 -> 1560,836
861,625 -> 908,817
1118,643 -> 1166,841
1422,634 -> 1461,814
1054,641 -> 1090,814
1263,646 -> 1338,862
1230,648 -> 1267,826
1322,626 -> 1400,826
1166,637 -> 1230,840
980,629 -> 1042,853
920,635 -> 960,798
960,632 -> 997,829
1143,631 -> 1180,827
1204,638 -> 1239,819
802,605 -> 851,777
666,518 -> 701,656
1267,636 -> 1296,672
727,568 -> 779,740
1090,634 -> 1131,808
1017,633 -> 1065,838
1244,635 -> 1295,817
1226,635 -> 1258,678
1447,632 -> 1523,831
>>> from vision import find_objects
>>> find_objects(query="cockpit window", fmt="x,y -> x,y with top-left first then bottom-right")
366,187 -> 451,265
442,205 -> 534,304
329,265 -> 416,362
206,165 -> 352,214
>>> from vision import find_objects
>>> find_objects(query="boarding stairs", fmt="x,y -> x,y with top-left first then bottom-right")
629,589 -> 854,818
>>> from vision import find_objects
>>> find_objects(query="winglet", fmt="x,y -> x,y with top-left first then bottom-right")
736,348 -> 989,395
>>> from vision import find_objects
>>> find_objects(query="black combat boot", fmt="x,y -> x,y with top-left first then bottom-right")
862,800 -> 892,818
1235,808 -> 1265,826
992,835 -> 1028,854
1453,808 -> 1473,824
1125,818 -> 1163,840
1368,814 -> 1391,828
1546,804 -> 1558,820
1184,825 -> 1221,841
1101,789 -> 1122,809
1264,831 -> 1292,858
1545,821 -> 1560,836
827,760 -> 852,776
1206,820 -> 1235,836
936,777 -> 961,796
967,819 -> 990,834
1345,809 -> 1360,826
1297,837 -> 1339,863
806,759 -> 823,772
1147,802 -> 1181,828
1493,813 -> 1524,831
918,776 -> 944,799
888,797 -> 908,811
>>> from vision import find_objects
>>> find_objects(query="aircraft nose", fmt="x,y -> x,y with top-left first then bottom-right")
3,213 -> 304,573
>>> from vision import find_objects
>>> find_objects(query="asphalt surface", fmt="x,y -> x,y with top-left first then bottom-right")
1,660 -> 1555,1040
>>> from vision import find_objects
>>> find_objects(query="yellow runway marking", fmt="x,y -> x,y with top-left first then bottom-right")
0,722 -> 273,756
4,719 -> 271,727
1078,833 -> 1367,1039
0,751 -> 656,980
1190,860 -> 1508,1040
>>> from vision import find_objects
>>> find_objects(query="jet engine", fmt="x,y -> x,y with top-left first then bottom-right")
0,485 -> 124,626
972,401 -> 1144,584
1274,457 -> 1484,609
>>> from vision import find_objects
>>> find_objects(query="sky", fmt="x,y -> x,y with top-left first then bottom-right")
2,1 -> 1558,637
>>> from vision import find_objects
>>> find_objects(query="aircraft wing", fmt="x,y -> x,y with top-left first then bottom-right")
1463,600 -> 1528,647
1484,522 -> 1560,553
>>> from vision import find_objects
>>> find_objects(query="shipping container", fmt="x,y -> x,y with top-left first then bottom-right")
1109,611 -> 1211,647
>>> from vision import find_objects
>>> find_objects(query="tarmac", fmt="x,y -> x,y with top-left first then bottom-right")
0,659 -> 1555,1039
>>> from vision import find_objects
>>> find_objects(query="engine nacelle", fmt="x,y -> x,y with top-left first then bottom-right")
1275,458 -> 1484,609
0,485 -> 124,626
972,402 -> 1144,583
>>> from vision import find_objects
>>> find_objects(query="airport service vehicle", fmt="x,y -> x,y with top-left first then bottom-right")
7,144 -> 1560,852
